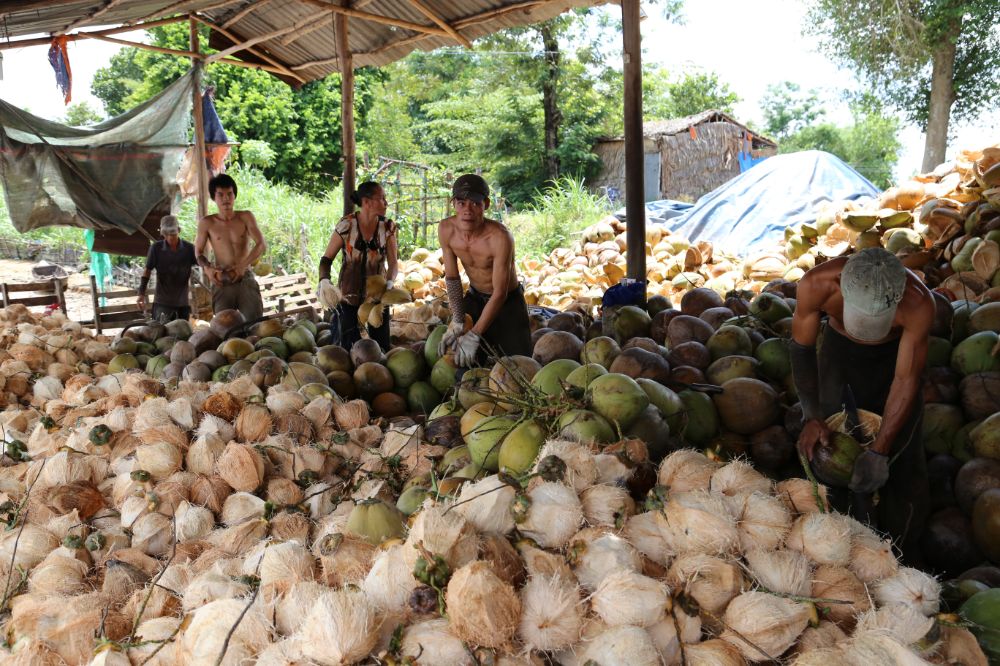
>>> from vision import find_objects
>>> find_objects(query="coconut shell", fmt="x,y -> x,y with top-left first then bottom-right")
610,347 -> 672,382
446,561 -> 521,650
666,314 -> 715,347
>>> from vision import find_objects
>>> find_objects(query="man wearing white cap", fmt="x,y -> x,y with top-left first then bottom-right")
137,215 -> 197,323
791,247 -> 934,561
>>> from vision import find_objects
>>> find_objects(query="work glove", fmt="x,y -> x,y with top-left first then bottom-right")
317,279 -> 342,310
385,279 -> 394,291
438,319 -> 466,358
454,331 -> 481,367
849,449 -> 889,494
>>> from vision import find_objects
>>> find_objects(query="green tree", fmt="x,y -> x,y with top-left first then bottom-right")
62,101 -> 103,126
760,82 -> 824,138
805,0 -> 1000,171
643,68 -> 739,120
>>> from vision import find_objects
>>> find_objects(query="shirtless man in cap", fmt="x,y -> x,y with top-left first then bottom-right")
195,173 -> 267,321
791,247 -> 934,561
438,174 -> 531,366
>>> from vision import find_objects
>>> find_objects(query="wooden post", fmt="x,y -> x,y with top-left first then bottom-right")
190,19 -> 209,222
336,5 -> 356,217
621,0 -> 645,290
421,169 -> 429,245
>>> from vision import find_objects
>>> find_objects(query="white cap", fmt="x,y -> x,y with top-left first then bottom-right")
841,248 -> 906,342
160,215 -> 180,235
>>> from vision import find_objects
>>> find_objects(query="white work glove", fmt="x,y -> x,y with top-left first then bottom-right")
438,319 -> 465,358
317,279 -> 342,310
454,331 -> 481,367
385,279 -> 394,291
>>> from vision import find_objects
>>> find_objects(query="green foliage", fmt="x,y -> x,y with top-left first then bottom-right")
62,102 -> 103,127
644,69 -> 740,120
507,177 -> 614,258
760,82 -> 823,139
804,0 -> 1000,130
238,140 -> 276,169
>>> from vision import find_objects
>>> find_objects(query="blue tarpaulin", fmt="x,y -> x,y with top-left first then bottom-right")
662,150 -> 879,257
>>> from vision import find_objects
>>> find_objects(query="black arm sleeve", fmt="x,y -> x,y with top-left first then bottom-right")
789,340 -> 823,421
319,255 -> 333,281
138,276 -> 150,296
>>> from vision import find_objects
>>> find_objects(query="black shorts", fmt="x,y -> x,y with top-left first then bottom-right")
463,284 -> 532,360
151,303 -> 191,323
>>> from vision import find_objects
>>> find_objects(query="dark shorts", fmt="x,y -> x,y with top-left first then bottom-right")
463,284 -> 532,360
212,271 -> 263,322
818,323 -> 927,563
337,303 -> 390,353
151,303 -> 191,323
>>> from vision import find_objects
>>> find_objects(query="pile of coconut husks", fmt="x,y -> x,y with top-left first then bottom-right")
0,305 -> 984,665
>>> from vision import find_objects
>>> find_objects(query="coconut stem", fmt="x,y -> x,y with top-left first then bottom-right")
0,455 -> 48,612
797,450 -> 828,513
214,550 -> 264,666
128,514 -> 179,643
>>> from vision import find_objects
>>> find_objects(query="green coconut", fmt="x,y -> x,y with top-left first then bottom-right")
386,347 -> 426,389
316,345 -> 352,374
705,355 -> 758,386
425,325 -> 447,367
971,490 -> 1000,575
953,420 -> 982,462
466,414 -> 518,472
609,305 -> 652,343
430,356 -> 459,394
712,378 -> 779,435
488,356 -> 542,410
228,359 -> 253,380
927,336 -> 953,368
753,338 -> 792,382
952,301 -> 980,344
952,331 -> 1000,375
587,372 -> 649,430
244,349 -> 276,363
556,409 -> 616,445
960,589 -> 1000,662
706,325 -> 752,361
530,358 -> 580,397
969,302 -> 1000,335
256,336 -> 290,359
219,338 -> 254,364
283,325 -> 316,355
345,498 -> 405,546
565,363 -> 608,390
678,389 -> 718,445
397,486 -> 430,516
164,318 -> 192,340
354,362 -> 394,399
407,381 -> 441,415
625,405 -> 671,461
108,354 -> 139,374
154,336 -> 177,354
971,413 -> 1000,459
810,433 -> 863,487
923,403 -> 967,456
749,292 -> 793,325
438,445 -> 472,476
429,399 -> 464,421
282,361 -> 328,389
145,355 -> 169,378
581,336 -> 621,369
498,419 -> 545,475
637,378 -> 686,434
134,341 -> 157,357
110,337 -> 137,355
457,367 -> 493,409
300,383 -> 337,401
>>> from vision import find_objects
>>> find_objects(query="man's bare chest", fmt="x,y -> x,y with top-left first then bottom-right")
208,221 -> 248,244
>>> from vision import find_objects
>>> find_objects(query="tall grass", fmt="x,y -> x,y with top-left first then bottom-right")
505,177 -> 615,259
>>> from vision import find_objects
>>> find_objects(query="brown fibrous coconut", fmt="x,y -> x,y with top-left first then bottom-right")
738,491 -> 793,552
235,403 -> 272,442
180,598 -> 272,665
517,481 -> 584,549
579,624 -> 662,666
580,483 -> 636,528
569,528 -> 642,592
776,478 -> 830,515
657,448 -> 720,492
624,510 -> 675,567
810,565 -> 871,631
451,474 -> 517,535
664,490 -> 739,556
533,439 -> 599,493
744,548 -> 812,596
721,591 -> 811,662
215,442 -> 265,492
849,532 -> 899,584
666,553 -> 743,616
445,561 -> 521,650
202,390 -> 241,421
518,574 -> 585,652
333,399 -> 370,430
873,566 -> 941,616
591,569 -> 669,628
317,532 -> 375,587
786,512 -> 852,566
403,504 -> 479,571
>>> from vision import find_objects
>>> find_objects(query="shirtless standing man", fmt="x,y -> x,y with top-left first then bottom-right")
195,173 -> 267,322
791,247 -> 934,562
437,174 -> 531,366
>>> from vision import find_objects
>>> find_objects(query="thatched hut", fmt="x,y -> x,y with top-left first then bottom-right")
591,110 -> 777,203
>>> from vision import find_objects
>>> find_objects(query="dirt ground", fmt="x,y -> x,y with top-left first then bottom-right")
0,258 -> 109,323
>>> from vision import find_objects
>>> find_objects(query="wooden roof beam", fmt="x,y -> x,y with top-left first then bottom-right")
279,18 -> 330,46
405,0 -> 472,48
296,0 -> 450,38
204,9 -> 330,63
60,0 -> 129,34
190,13 -> 306,83
222,0 -> 275,29
0,14 -> 189,51
131,0 -> 242,25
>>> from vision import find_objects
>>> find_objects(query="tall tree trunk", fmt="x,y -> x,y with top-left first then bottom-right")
539,22 -> 561,182
921,21 -> 959,172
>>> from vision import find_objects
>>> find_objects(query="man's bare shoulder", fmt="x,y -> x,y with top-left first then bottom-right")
797,257 -> 846,305
484,219 -> 513,243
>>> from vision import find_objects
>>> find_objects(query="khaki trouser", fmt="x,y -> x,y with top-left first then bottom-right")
212,270 -> 263,322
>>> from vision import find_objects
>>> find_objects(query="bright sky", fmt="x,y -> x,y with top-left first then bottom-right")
0,0 -> 997,182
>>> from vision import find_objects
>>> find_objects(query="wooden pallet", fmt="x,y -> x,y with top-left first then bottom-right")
257,272 -> 319,318
90,275 -> 147,334
1,278 -> 68,314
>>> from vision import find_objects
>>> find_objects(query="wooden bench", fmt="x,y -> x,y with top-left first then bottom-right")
90,275 -> 147,334
1,278 -> 68,315
258,272 -> 319,319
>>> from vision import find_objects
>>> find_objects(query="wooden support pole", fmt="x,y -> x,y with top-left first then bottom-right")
191,19 -> 209,222
622,0 -> 645,288
83,32 -> 200,57
337,5 -> 356,218
405,0 -> 472,48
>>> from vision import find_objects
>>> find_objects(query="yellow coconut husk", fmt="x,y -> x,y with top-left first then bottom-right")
475,533 -> 525,589
710,459 -> 773,514
786,512 -> 852,566
839,628 -> 928,665
855,604 -> 934,647
810,565 -> 871,631
400,618 -> 473,665
667,553 -> 744,617
268,511 -> 311,543
664,490 -> 739,556
446,560 -> 522,650
266,388 -> 306,416
658,448 -> 721,492
202,390 -> 241,421
776,478 -> 830,515
299,587 -> 382,664
793,621 -> 848,656
206,518 -> 268,557
744,548 -> 812,596
216,442 -> 266,492
274,413 -> 314,445
873,567 -> 941,616
182,563 -> 253,611
221,491 -> 266,526
849,531 -> 899,584
190,474 -> 233,515
591,569 -> 669,628
517,481 -> 584,549
27,551 -> 89,596
517,574 -> 584,652
235,403 -> 273,442
135,441 -> 183,481
568,527 -> 642,592
580,483 -> 636,528
130,511 -> 174,556
362,543 -> 418,613
317,532 -> 375,587
934,625 -> 989,666
332,399 -> 370,430
266,477 -> 304,506
738,491 -> 793,552
721,591 -> 811,662
10,592 -> 130,663
533,439 -> 599,493
624,510 -> 675,567
125,616 -> 181,665
579,624 -> 662,666
44,479 -> 105,520
403,503 -> 479,571
451,474 -> 517,535
180,597 -> 272,666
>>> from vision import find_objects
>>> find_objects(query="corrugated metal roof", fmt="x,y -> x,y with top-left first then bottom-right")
598,109 -> 778,147
0,0 -> 609,84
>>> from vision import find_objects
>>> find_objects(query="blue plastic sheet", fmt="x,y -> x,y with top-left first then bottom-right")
664,150 -> 879,257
